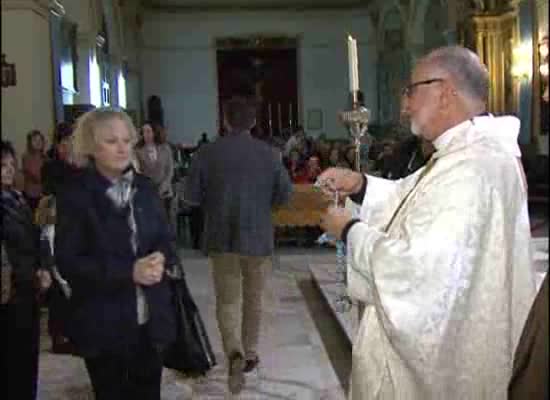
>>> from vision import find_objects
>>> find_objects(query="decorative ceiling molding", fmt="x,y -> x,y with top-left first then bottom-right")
1,0 -> 50,18
143,0 -> 370,12
216,35 -> 298,49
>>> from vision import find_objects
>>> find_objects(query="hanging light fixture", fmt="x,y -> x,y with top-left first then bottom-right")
1,54 -> 16,88
49,0 -> 65,17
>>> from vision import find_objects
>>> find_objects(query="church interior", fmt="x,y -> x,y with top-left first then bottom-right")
1,0 -> 548,399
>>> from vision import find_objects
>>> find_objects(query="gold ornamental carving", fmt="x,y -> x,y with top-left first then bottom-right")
471,10 -> 518,113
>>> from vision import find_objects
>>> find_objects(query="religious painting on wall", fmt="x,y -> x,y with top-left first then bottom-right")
216,37 -> 298,139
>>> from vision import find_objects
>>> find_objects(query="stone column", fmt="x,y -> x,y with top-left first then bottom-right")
1,0 -> 55,155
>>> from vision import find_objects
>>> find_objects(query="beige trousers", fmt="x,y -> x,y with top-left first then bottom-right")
209,253 -> 270,361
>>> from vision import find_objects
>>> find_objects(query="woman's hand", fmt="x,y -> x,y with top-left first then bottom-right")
133,252 -> 165,286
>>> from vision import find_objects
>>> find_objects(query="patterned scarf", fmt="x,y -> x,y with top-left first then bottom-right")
1,188 -> 29,217
105,168 -> 138,253
104,168 -> 149,324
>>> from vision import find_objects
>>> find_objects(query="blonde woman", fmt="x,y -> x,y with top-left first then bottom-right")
55,108 -> 177,400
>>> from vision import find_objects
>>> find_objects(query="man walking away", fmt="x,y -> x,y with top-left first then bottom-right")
185,96 -> 292,394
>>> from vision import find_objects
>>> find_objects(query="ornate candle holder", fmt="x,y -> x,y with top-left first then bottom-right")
334,91 -> 370,313
339,92 -> 370,171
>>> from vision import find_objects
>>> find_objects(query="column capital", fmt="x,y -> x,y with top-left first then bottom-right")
1,0 -> 67,19
1,0 -> 50,18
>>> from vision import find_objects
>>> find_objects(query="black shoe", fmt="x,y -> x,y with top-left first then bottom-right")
51,336 -> 75,355
243,356 -> 259,373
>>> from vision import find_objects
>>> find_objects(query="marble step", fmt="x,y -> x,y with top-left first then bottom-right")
309,263 -> 358,346
310,237 -> 549,345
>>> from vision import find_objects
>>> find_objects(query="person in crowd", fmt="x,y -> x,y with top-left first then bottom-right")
55,108 -> 177,400
375,141 -> 396,177
283,126 -> 305,157
327,145 -> 342,168
21,130 -> 47,211
295,135 -> 311,162
1,140 -> 52,400
318,45 -> 535,399
382,135 -> 434,179
135,122 -> 174,217
42,122 -> 80,197
343,145 -> 357,170
508,79 -> 549,400
40,121 -> 81,354
285,149 -> 305,182
185,96 -> 292,394
197,132 -> 210,148
293,155 -> 322,184
315,136 -> 331,169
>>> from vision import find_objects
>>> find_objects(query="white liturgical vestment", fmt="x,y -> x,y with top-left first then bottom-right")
346,117 -> 536,399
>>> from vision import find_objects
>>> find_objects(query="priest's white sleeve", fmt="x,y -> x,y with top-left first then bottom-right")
346,170 -> 492,375
346,171 -> 421,302
359,172 -> 422,228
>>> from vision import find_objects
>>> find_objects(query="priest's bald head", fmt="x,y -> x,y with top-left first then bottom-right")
401,46 -> 489,142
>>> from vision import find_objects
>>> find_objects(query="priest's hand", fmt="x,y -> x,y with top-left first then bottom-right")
320,206 -> 352,240
316,167 -> 363,199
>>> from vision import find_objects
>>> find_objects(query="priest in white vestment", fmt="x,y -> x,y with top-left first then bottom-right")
319,46 -> 536,399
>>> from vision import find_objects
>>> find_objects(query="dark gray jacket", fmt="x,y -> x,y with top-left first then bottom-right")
185,133 -> 292,256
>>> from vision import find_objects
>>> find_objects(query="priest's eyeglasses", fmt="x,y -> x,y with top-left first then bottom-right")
402,78 -> 445,97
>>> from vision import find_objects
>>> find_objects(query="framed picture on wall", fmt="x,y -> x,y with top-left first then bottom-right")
307,109 -> 323,130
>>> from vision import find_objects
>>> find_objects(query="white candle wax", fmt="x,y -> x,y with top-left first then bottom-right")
347,35 -> 359,92
277,103 -> 282,132
289,103 -> 293,128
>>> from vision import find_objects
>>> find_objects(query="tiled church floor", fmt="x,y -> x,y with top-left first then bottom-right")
37,248 -> 350,400
37,219 -> 548,399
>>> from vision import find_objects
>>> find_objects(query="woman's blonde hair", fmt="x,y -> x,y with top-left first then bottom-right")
72,107 -> 138,167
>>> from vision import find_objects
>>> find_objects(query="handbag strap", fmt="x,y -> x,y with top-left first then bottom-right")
384,157 -> 437,233
165,240 -> 185,280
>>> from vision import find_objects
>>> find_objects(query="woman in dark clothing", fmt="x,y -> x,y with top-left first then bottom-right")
42,122 -> 80,197
1,141 -> 52,400
55,108 -> 177,400
40,121 -> 80,354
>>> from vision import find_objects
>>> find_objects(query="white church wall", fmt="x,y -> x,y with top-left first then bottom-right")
1,4 -> 54,156
141,10 -> 377,144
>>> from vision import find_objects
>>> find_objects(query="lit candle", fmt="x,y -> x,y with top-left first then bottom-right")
289,103 -> 293,129
348,35 -> 359,93
277,102 -> 282,133
268,103 -> 273,135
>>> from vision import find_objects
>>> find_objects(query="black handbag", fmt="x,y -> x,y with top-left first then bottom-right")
163,263 -> 216,376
